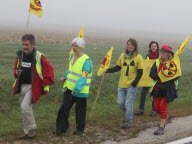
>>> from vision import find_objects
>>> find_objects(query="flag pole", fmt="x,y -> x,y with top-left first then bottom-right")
54,81 -> 63,104
26,11 -> 30,33
90,73 -> 105,117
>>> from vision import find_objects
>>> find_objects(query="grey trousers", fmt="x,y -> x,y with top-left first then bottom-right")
19,84 -> 36,134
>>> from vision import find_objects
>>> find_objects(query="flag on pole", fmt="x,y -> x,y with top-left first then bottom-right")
175,34 -> 192,55
29,0 -> 43,17
78,26 -> 84,39
158,34 -> 192,82
97,47 -> 113,76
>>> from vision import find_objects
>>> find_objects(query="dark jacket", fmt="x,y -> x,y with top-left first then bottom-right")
149,61 -> 179,103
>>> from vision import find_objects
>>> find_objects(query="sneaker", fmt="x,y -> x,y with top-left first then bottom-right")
73,130 -> 84,135
150,111 -> 157,117
28,129 -> 35,139
154,127 -> 164,135
18,134 -> 29,140
121,121 -> 132,129
134,110 -> 144,116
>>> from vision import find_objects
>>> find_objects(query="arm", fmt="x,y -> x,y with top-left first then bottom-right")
131,54 -> 143,87
41,55 -> 54,86
13,58 -> 19,78
73,59 -> 92,93
131,69 -> 143,87
149,62 -> 159,81
106,53 -> 122,73
106,65 -> 121,73
13,51 -> 23,78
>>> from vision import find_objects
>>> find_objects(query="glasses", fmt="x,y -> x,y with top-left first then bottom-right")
72,45 -> 79,48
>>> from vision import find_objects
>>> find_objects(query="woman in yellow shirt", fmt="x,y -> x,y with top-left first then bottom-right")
106,38 -> 143,129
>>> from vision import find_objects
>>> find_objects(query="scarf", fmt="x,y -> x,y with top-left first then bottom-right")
148,51 -> 159,59
124,51 -> 138,59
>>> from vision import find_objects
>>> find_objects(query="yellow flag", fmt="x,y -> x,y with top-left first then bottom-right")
175,34 -> 192,55
29,0 -> 43,17
78,26 -> 84,39
158,34 -> 192,82
97,47 -> 113,76
158,55 -> 181,82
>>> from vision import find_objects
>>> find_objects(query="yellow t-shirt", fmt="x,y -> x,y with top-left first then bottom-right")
116,53 -> 143,88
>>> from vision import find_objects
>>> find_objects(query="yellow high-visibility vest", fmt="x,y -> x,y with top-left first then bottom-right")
63,54 -> 92,94
13,51 -> 49,92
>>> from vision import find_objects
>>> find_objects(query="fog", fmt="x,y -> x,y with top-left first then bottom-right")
0,0 -> 192,38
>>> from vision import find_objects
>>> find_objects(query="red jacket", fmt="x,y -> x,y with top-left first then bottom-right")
12,50 -> 54,103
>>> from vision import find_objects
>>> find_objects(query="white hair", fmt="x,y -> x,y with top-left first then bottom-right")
71,37 -> 85,49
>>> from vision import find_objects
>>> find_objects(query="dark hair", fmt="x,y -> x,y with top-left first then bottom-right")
22,34 -> 35,45
125,38 -> 138,53
148,41 -> 159,52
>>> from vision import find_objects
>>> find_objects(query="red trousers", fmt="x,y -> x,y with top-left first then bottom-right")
154,97 -> 168,119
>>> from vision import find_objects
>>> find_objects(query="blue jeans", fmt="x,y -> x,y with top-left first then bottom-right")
117,86 -> 138,122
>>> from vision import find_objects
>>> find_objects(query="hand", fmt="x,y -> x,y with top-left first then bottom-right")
71,91 -> 76,94
60,77 -> 65,82
16,69 -> 22,77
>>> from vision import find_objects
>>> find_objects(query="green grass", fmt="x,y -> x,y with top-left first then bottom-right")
0,41 -> 191,143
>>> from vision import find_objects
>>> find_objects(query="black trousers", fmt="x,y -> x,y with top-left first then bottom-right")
138,87 -> 154,111
56,89 -> 87,132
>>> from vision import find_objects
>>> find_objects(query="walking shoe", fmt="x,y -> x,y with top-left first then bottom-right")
154,127 -> 164,135
28,129 -> 35,139
134,110 -> 144,116
18,134 -> 29,140
150,111 -> 157,117
73,130 -> 84,135
121,121 -> 132,129
52,130 -> 66,136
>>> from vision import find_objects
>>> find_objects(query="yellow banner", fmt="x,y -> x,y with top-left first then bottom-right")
97,47 -> 113,76
29,0 -> 43,17
138,60 -> 155,87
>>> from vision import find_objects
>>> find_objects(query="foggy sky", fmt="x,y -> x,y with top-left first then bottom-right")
0,0 -> 192,34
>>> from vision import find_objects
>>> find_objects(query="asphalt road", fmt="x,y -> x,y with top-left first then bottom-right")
103,115 -> 192,144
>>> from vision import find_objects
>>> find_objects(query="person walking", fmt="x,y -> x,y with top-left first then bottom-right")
105,38 -> 143,129
53,37 -> 93,136
135,41 -> 159,116
12,34 -> 54,140
149,45 -> 179,135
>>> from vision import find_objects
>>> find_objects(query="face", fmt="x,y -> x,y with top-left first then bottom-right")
150,43 -> 158,52
72,42 -> 81,53
160,50 -> 169,60
127,41 -> 135,52
22,40 -> 34,55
